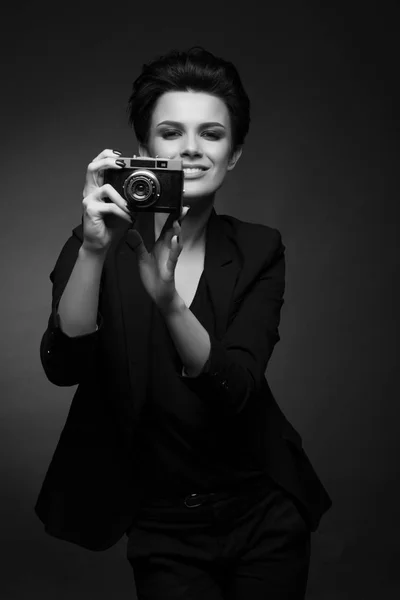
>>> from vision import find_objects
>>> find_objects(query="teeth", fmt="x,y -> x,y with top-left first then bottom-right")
184,168 -> 203,173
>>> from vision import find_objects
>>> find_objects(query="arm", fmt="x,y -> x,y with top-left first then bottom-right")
161,229 -> 285,416
159,295 -> 211,378
57,245 -> 106,337
40,230 -> 104,387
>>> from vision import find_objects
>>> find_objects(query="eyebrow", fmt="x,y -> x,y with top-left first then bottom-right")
156,120 -> 226,129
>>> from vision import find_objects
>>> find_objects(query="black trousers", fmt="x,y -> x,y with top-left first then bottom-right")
126,476 -> 311,600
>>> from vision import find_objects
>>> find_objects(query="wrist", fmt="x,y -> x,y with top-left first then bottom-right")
157,292 -> 186,317
80,243 -> 109,261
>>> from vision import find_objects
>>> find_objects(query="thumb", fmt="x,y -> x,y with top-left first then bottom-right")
127,228 -> 147,260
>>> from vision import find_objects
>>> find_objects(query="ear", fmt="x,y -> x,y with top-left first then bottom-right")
227,146 -> 243,171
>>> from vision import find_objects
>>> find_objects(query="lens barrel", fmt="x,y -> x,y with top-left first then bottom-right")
123,170 -> 161,205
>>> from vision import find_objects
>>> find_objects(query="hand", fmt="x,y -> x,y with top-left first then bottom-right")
128,206 -> 191,310
81,148 -> 133,254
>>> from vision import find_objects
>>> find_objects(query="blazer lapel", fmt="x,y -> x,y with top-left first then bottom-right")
203,207 -> 240,341
117,207 -> 240,419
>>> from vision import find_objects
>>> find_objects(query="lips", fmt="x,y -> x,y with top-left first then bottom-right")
183,167 -> 208,179
182,164 -> 209,170
183,168 -> 204,175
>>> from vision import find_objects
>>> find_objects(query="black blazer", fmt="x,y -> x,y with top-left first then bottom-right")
35,207 -> 332,551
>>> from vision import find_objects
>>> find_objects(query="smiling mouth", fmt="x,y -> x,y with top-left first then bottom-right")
183,167 -> 206,174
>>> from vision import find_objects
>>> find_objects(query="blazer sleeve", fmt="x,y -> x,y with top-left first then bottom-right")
178,228 -> 285,416
40,229 -> 104,387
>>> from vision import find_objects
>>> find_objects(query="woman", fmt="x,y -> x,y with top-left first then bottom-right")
36,47 -> 332,599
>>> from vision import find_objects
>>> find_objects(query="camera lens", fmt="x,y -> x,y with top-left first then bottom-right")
123,170 -> 161,206
131,179 -> 150,199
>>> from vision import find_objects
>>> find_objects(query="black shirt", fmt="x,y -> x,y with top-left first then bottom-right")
133,268 -> 270,500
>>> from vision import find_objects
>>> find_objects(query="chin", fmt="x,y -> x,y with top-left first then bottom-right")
183,183 -> 219,198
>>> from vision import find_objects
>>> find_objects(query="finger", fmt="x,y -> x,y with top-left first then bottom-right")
91,148 -> 123,162
167,234 -> 182,271
159,211 -> 179,239
174,206 -> 191,228
95,183 -> 131,215
90,200 -> 132,224
87,156 -> 127,179
85,157 -> 127,195
127,228 -> 148,259
180,206 -> 191,220
170,205 -> 190,229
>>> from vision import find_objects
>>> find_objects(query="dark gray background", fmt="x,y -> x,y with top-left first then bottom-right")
1,2 -> 398,598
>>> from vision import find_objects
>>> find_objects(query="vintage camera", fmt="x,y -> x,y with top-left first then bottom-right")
103,155 -> 184,218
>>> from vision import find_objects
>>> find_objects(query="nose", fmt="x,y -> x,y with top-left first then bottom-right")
180,132 -> 203,159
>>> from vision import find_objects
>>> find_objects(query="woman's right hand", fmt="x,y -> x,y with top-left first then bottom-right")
81,148 -> 133,254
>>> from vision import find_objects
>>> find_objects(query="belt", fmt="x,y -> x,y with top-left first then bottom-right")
142,475 -> 273,510
184,492 -> 219,508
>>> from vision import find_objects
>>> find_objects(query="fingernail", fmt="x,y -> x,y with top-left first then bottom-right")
116,159 -> 126,167
113,149 -> 122,155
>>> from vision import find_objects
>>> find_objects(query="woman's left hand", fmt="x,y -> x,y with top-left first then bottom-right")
127,205 -> 191,312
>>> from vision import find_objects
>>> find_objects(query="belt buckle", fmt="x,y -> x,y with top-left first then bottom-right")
184,493 -> 203,508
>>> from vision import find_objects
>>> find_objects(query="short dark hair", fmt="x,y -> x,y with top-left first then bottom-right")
127,46 -> 250,156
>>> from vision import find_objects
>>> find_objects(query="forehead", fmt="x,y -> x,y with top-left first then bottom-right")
151,91 -> 230,126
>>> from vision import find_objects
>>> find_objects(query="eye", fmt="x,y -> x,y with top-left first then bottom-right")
160,129 -> 222,140
161,130 -> 181,139
202,131 -> 222,140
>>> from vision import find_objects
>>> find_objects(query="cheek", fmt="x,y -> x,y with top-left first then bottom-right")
147,136 -> 178,156
149,140 -> 169,155
211,143 -> 232,168
214,155 -> 230,173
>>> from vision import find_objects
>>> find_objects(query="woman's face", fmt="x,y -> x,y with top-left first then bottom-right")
139,90 -> 242,200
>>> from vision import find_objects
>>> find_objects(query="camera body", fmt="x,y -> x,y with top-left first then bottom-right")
103,156 -> 184,218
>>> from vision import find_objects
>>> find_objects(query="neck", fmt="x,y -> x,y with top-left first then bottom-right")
154,194 -> 214,254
